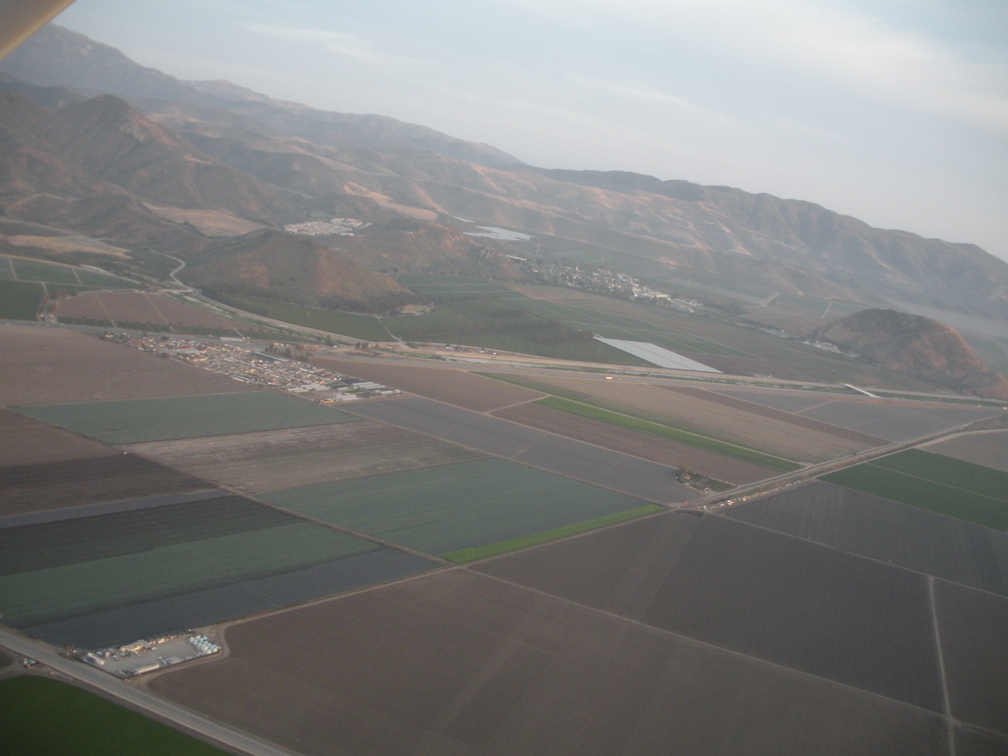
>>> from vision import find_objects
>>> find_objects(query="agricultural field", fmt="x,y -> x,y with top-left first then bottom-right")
488,372 -> 866,463
0,280 -> 44,319
0,326 -> 259,405
926,430 -> 1008,474
0,494 -> 434,647
0,410 -> 111,468
312,356 -> 547,412
822,449 -> 1008,530
0,677 -> 224,755
262,457 -> 660,561
933,580 -> 1008,737
0,453 -> 211,518
727,482 -> 1008,596
148,568 -> 949,756
127,421 -> 486,493
492,400 -> 777,484
476,512 -> 943,711
54,291 -> 248,335
17,390 -> 357,445
203,292 -> 390,341
346,396 -> 693,502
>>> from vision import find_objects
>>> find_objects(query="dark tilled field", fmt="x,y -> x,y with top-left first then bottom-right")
148,569 -> 949,756
0,453 -> 212,517
492,402 -> 776,484
346,397 -> 692,503
26,549 -> 437,649
475,511 -> 943,711
726,482 -> 1008,597
933,579 -> 1008,737
0,411 -> 112,467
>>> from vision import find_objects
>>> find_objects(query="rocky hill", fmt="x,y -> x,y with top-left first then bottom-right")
813,309 -> 1008,400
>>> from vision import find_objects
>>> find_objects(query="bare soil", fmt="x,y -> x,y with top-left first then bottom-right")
0,325 -> 257,406
55,291 -> 246,333
127,421 -> 485,493
148,568 -> 947,756
312,356 -> 546,412
0,411 -> 112,467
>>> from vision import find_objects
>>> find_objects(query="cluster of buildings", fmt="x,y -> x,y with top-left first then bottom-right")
284,217 -> 369,236
104,333 -> 400,402
517,258 -> 698,312
81,632 -> 220,679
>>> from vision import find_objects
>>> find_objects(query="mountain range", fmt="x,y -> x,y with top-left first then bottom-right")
1,24 -> 1006,342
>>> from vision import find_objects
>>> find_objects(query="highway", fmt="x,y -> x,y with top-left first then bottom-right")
0,628 -> 293,756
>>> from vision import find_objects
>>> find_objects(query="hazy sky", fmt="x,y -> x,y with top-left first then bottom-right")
55,0 -> 1008,261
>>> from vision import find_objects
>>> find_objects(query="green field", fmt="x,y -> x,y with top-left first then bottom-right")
822,449 -> 1008,530
16,391 -> 357,444
76,268 -> 140,289
214,293 -> 391,341
0,520 -> 374,626
0,677 -> 225,755
11,257 -> 81,285
0,279 -> 43,319
263,458 -> 657,559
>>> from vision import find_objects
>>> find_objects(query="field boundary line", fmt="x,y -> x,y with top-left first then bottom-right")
928,576 -> 957,756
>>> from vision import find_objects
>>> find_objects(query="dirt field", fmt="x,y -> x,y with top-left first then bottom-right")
0,453 -> 212,517
492,402 -> 776,484
934,580 -> 1008,736
0,325 -> 257,405
925,430 -> 1008,473
127,421 -> 486,493
312,356 -> 546,412
476,511 -> 943,711
728,482 -> 1008,597
0,411 -> 112,467
148,568 -> 948,756
519,374 -> 873,462
55,291 -> 247,333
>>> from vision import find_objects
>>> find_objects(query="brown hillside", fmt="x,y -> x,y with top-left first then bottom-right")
183,229 -> 417,313
813,309 -> 1008,400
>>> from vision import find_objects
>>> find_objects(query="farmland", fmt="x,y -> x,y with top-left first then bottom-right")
312,356 -> 547,412
0,494 -> 435,647
345,396 -> 693,502
476,512 -> 943,711
127,421 -> 486,493
0,280 -> 44,319
727,482 -> 1008,597
17,390 -> 357,444
0,677 -> 224,755
927,430 -> 1008,473
262,457 -> 659,559
822,449 -> 1008,530
148,568 -> 949,756
0,410 -> 111,467
0,326 -> 259,405
54,291 -> 249,335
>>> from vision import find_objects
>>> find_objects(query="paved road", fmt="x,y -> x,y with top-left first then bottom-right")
0,629 -> 293,756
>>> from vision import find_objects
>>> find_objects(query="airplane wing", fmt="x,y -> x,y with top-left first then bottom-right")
0,0 -> 77,60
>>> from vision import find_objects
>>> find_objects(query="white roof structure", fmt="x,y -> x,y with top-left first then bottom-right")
595,337 -> 721,373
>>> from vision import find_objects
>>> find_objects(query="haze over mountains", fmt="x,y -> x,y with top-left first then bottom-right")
1,25 -> 1006,337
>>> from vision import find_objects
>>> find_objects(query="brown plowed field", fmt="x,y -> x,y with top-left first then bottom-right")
926,430 -> 1008,474
55,291 -> 246,333
525,374 -> 874,462
148,568 -> 947,756
127,421 -> 485,493
0,453 -> 211,517
0,411 -> 112,467
663,385 -> 888,446
493,402 -> 775,484
312,356 -> 546,412
0,325 -> 257,405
